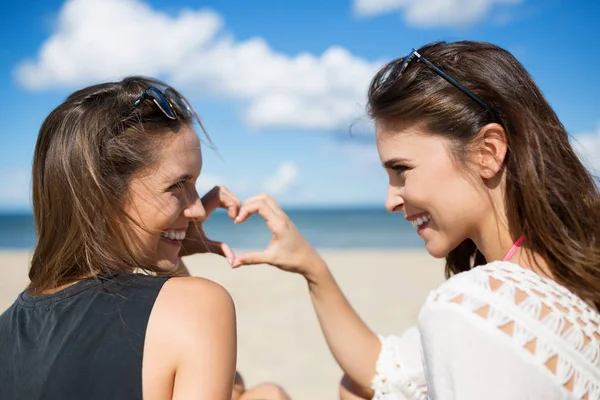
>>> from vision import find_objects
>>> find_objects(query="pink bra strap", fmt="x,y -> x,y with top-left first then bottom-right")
503,235 -> 525,261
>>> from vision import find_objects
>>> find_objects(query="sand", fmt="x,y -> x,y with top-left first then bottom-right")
0,249 -> 445,399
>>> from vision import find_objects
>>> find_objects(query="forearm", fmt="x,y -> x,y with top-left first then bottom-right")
305,257 -> 381,394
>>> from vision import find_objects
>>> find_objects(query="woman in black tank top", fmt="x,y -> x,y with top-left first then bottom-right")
0,77 -> 290,400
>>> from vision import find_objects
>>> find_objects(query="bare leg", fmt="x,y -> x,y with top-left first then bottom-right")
240,382 -> 292,400
339,374 -> 371,400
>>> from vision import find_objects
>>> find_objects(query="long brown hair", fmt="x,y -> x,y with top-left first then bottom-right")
29,76 -> 210,294
367,41 -> 600,309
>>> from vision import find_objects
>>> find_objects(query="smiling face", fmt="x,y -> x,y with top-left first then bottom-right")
375,120 -> 494,258
124,125 -> 205,271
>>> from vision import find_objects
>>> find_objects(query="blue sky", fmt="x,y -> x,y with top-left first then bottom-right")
1,0 -> 599,212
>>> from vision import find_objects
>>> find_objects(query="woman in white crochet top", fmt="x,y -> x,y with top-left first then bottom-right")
231,41 -> 600,399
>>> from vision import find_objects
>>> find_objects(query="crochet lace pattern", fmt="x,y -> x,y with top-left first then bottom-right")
428,261 -> 600,400
372,330 -> 428,399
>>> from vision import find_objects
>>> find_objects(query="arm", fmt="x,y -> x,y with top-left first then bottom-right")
174,258 -> 246,400
232,195 -> 380,395
306,258 -> 426,399
234,195 -> 427,399
147,277 -> 237,400
304,256 -> 381,396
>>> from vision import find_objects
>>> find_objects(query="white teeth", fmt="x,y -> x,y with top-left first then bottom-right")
411,214 -> 431,228
161,230 -> 186,241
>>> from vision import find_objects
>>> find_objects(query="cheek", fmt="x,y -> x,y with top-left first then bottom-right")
433,170 -> 487,227
135,197 -> 184,245
154,199 -> 184,231
406,163 -> 480,218
403,165 -> 450,205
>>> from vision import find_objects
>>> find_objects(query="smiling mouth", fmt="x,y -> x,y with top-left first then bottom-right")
160,230 -> 185,245
410,214 -> 431,228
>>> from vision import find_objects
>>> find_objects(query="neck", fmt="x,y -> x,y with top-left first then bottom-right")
471,205 -> 553,278
471,190 -> 515,262
472,223 -> 516,263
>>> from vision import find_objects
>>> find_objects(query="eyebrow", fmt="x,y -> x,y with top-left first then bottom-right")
382,157 -> 411,169
167,173 -> 194,184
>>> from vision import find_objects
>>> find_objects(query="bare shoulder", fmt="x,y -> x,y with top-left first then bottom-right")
150,276 -> 236,343
142,277 -> 237,400
157,276 -> 235,314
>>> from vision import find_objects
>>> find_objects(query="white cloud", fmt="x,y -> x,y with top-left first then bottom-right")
353,0 -> 523,28
16,0 -> 222,89
263,162 -> 299,195
572,124 -> 600,176
15,0 -> 381,130
174,40 -> 377,129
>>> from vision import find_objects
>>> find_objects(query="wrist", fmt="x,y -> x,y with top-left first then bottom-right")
302,253 -> 330,286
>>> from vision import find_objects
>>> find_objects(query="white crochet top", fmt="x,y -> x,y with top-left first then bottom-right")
371,261 -> 600,400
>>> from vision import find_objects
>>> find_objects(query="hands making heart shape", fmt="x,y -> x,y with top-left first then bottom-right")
179,186 -> 322,277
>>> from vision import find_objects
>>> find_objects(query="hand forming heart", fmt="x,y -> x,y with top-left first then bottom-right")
231,194 -> 322,277
179,185 -> 240,264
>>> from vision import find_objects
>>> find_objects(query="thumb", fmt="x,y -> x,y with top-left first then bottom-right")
232,251 -> 271,268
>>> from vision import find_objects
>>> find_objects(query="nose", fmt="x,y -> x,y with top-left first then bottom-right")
385,184 -> 404,213
183,189 -> 207,221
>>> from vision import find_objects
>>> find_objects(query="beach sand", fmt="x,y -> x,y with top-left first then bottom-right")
0,250 -> 445,399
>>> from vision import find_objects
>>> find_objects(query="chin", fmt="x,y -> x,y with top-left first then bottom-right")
424,240 -> 451,259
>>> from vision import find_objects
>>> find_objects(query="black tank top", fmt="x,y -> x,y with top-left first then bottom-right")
0,273 -> 170,400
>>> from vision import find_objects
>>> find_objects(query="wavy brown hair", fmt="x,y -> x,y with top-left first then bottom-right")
29,76 -> 210,294
367,41 -> 600,309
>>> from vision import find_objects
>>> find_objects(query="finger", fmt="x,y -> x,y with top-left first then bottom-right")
219,187 -> 241,220
202,186 -> 241,219
219,242 -> 235,265
200,186 -> 221,214
232,251 -> 271,268
234,196 -> 259,223
235,193 -> 283,223
235,196 -> 278,225
262,194 -> 286,218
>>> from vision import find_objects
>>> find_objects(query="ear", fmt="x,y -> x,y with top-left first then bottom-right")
476,123 -> 508,180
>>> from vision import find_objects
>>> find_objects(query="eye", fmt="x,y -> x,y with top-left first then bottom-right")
167,179 -> 187,191
390,164 -> 411,177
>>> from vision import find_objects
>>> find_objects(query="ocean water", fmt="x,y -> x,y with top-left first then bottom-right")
0,208 -> 425,250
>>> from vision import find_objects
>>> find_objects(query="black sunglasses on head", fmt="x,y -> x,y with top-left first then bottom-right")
397,48 -> 492,113
126,86 -> 193,120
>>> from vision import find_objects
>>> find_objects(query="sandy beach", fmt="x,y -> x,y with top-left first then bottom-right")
0,249 -> 445,399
